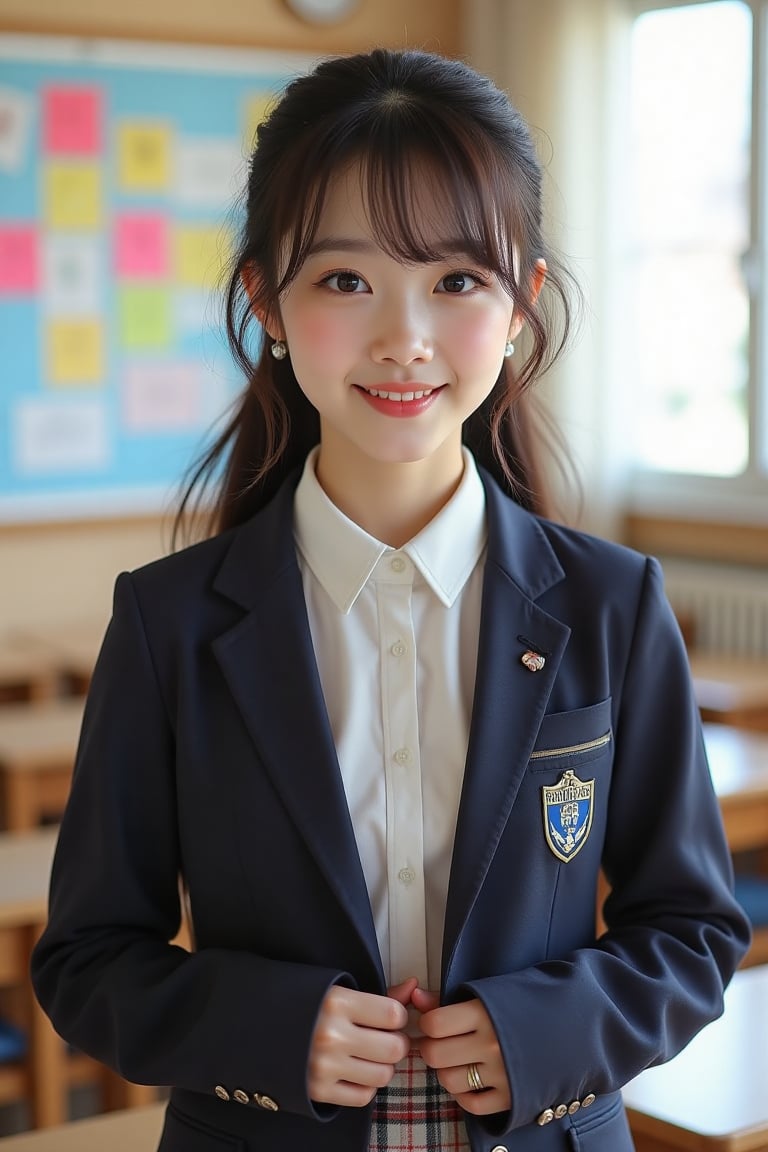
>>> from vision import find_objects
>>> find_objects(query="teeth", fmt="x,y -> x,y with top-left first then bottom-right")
366,388 -> 433,401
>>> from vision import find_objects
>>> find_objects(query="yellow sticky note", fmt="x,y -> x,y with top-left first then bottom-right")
175,225 -> 232,289
47,319 -> 104,384
245,93 -> 275,150
118,122 -> 172,192
118,286 -> 172,348
44,164 -> 102,230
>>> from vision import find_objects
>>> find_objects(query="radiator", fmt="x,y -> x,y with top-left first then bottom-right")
660,558 -> 768,659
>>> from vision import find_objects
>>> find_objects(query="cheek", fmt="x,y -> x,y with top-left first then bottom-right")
447,311 -> 509,365
286,304 -> 355,364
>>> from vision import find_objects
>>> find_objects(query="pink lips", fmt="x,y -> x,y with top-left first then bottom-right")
355,384 -> 444,418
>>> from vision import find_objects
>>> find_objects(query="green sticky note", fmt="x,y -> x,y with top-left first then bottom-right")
118,286 -> 172,348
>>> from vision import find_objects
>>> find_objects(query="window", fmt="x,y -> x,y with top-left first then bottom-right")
623,0 -> 767,515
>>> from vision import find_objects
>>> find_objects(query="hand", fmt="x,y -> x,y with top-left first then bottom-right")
307,978 -> 416,1107
412,987 -> 511,1115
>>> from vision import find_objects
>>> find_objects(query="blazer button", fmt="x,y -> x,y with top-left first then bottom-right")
214,1085 -> 230,1101
537,1108 -> 555,1125
582,1093 -> 596,1107
254,1093 -> 279,1111
490,1146 -> 508,1152
233,1089 -> 250,1104
554,1103 -> 568,1119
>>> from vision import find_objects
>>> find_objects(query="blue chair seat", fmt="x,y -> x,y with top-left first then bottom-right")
734,874 -> 768,925
0,1018 -> 27,1064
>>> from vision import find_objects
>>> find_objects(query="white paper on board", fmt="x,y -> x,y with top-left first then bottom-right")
13,397 -> 109,474
42,234 -> 103,314
0,85 -> 32,172
122,361 -> 202,431
174,136 -> 245,210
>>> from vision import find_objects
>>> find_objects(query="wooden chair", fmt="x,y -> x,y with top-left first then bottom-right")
732,869 -> 768,967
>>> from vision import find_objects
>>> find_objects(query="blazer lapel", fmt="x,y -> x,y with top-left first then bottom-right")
211,481 -> 384,987
442,475 -> 571,986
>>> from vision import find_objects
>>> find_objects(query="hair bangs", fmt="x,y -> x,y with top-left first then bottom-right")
271,102 -> 528,303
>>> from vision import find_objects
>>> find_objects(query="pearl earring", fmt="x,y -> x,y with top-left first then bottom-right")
270,340 -> 287,360
504,339 -> 515,358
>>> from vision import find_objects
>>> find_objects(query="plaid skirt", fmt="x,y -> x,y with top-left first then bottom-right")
369,1049 -> 470,1151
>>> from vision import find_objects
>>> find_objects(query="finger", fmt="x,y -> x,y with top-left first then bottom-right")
454,1086 -> 511,1115
437,1061 -> 498,1098
418,998 -> 484,1039
311,1013 -> 409,1070
387,977 -> 418,1007
411,986 -> 440,1013
310,1075 -> 380,1109
311,1054 -> 399,1096
349,1026 -> 411,1067
309,1037 -> 407,1104
327,985 -> 409,1031
325,1081 -> 378,1108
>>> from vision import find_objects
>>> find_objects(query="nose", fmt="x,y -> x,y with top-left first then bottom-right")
369,300 -> 434,365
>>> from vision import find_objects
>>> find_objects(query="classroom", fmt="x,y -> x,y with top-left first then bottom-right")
0,0 -> 767,1149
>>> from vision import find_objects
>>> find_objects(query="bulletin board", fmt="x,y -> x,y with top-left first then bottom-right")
0,33 -> 316,522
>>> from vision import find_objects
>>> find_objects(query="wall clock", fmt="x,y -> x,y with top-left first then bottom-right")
283,0 -> 362,24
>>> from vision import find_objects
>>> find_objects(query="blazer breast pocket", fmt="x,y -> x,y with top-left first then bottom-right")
529,698 -> 613,774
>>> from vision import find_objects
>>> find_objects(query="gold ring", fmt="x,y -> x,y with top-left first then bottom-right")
466,1062 -> 484,1092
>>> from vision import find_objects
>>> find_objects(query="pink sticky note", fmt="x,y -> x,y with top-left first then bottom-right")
123,363 -> 202,431
115,214 -> 169,279
0,225 -> 38,293
43,86 -> 102,155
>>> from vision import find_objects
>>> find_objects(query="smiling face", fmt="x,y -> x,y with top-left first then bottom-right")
275,162 -> 519,497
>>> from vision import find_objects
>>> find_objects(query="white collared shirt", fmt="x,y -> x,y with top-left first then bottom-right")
293,447 -> 487,994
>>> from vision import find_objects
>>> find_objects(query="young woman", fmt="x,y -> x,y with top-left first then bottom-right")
31,48 -> 750,1152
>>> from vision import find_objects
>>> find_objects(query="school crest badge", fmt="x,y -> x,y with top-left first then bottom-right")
542,769 -> 594,863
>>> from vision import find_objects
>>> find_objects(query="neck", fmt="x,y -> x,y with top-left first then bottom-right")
314,437 -> 465,548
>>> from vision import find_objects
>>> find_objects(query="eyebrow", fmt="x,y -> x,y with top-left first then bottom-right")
306,236 -> 481,259
306,237 -> 380,257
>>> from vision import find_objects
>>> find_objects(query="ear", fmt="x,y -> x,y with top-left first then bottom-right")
241,264 -> 284,340
509,258 -> 547,340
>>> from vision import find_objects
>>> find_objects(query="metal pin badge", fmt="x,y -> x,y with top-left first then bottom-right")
521,650 -> 546,672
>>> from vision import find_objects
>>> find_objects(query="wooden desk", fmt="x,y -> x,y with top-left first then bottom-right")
0,700 -> 84,831
0,826 -> 166,1130
13,622 -> 105,699
623,965 -> 768,1151
0,642 -> 60,706
0,1103 -> 165,1150
0,827 -> 67,1128
596,724 -> 768,956
703,722 -> 768,854
691,653 -> 768,732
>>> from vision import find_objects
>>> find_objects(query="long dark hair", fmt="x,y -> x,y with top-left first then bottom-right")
174,48 -> 578,544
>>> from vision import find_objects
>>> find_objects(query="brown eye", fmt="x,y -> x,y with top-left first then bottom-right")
331,271 -> 363,292
441,272 -> 468,293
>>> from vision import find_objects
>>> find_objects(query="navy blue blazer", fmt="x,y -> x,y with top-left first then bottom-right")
31,467 -> 750,1152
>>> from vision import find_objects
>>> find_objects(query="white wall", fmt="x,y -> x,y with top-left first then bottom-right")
466,0 -> 633,538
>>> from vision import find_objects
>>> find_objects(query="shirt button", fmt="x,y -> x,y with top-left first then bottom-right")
398,867 -> 415,885
393,747 -> 410,764
390,555 -> 406,572
390,641 -> 407,657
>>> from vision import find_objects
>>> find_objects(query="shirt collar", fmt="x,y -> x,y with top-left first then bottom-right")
293,446 -> 487,614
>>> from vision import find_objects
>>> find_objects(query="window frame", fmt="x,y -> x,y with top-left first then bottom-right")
622,0 -> 768,525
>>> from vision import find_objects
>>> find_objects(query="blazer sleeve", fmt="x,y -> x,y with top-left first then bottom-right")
460,556 -> 751,1133
30,571 -> 353,1119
